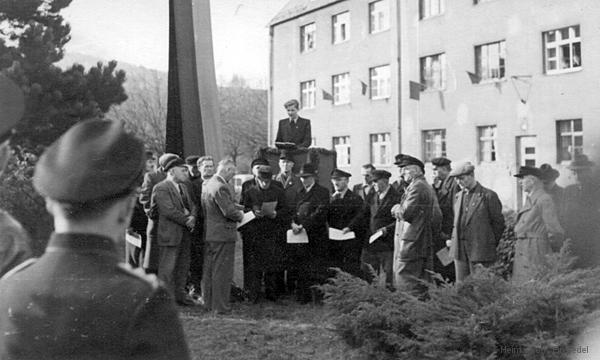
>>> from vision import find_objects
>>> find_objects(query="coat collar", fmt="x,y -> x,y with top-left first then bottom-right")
46,232 -> 118,259
455,182 -> 483,226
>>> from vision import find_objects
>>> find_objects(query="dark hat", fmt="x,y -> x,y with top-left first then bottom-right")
158,153 -> 178,170
394,153 -> 425,171
371,169 -> 392,181
185,155 -> 200,166
279,151 -> 294,162
539,163 -> 560,182
257,165 -> 272,179
431,157 -> 451,167
331,168 -> 351,179
163,156 -> 186,172
298,163 -> 317,177
0,74 -> 25,143
567,154 -> 594,170
251,157 -> 270,168
33,119 -> 145,203
448,162 -> 475,177
513,166 -> 543,179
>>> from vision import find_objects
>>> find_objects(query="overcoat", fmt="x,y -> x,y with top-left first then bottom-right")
203,175 -> 244,243
151,179 -> 198,247
327,189 -> 365,274
364,186 -> 400,252
0,210 -> 31,278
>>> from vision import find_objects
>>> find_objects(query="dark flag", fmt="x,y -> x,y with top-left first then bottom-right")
466,71 -> 481,84
322,89 -> 333,101
409,81 -> 425,100
360,81 -> 368,95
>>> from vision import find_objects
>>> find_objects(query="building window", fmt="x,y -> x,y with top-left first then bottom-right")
370,133 -> 392,166
543,25 -> 581,74
420,53 -> 446,90
300,80 -> 316,109
422,129 -> 446,162
333,136 -> 351,166
369,65 -> 391,99
420,0 -> 445,19
369,0 -> 389,34
332,73 -> 350,105
300,22 -> 316,53
332,11 -> 350,44
478,125 -> 497,163
475,40 -> 506,81
556,119 -> 583,162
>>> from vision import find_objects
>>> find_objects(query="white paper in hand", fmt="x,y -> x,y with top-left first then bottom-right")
329,227 -> 356,241
369,230 -> 384,244
237,211 -> 256,229
125,231 -> 142,248
436,247 -> 454,266
287,229 -> 309,244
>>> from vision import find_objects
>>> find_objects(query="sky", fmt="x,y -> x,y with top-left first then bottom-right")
61,0 -> 289,88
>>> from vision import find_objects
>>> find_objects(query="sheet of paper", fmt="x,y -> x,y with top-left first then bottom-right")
287,229 -> 309,244
261,201 -> 277,217
237,211 -> 256,229
436,247 -> 454,267
125,231 -> 142,248
329,227 -> 356,241
369,230 -> 384,244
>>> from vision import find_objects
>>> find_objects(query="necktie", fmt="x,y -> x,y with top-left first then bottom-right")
179,184 -> 190,211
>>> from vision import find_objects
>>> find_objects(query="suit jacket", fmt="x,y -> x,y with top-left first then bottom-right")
0,210 -> 31,279
352,183 -> 375,201
328,190 -> 365,233
0,233 -> 189,360
152,179 -> 198,246
203,175 -> 244,243
450,182 -> 505,262
275,117 -> 311,148
393,176 -> 442,262
139,170 -> 167,220
294,183 -> 330,250
433,176 -> 461,239
274,172 -> 303,211
365,186 -> 401,252
515,188 -> 564,242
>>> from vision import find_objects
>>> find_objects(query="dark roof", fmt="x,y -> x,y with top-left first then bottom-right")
269,0 -> 345,26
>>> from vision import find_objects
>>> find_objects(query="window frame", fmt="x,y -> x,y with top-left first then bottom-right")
369,64 -> 391,100
477,125 -> 498,163
300,22 -> 316,53
419,0 -> 445,20
369,0 -> 390,34
543,25 -> 581,75
420,53 -> 447,91
332,72 -> 351,105
475,40 -> 506,82
333,136 -> 351,167
370,133 -> 392,166
332,11 -> 350,44
300,80 -> 316,109
422,129 -> 447,162
556,119 -> 583,163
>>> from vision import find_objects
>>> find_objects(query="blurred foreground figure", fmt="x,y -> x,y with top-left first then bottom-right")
0,74 -> 32,278
0,119 -> 190,359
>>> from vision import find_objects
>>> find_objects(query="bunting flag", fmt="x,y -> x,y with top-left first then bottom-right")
466,71 -> 481,84
360,81 -> 368,96
409,81 -> 425,100
322,89 -> 333,101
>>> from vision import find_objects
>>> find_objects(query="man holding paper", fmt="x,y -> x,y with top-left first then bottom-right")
240,165 -> 288,302
328,169 -> 365,276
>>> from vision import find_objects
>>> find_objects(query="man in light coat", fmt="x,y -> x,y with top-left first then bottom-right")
202,159 -> 244,313
448,162 -> 505,282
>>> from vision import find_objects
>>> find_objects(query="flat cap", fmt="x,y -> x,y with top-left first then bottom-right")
163,156 -> 186,172
158,153 -> 178,170
371,169 -> 391,180
394,154 -> 424,171
431,157 -> 451,167
0,74 -> 25,143
185,155 -> 200,166
513,166 -> 542,179
251,158 -> 270,168
449,162 -> 475,177
33,118 -> 145,203
298,163 -> 317,177
331,168 -> 351,179
567,154 -> 594,170
539,163 -> 560,182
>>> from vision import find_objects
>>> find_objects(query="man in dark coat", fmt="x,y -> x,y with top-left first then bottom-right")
448,162 -> 505,282
392,155 -> 442,296
540,163 -> 565,225
275,99 -> 311,148
360,170 -> 400,286
291,163 -> 330,303
240,165 -> 288,302
431,157 -> 460,282
352,163 -> 376,200
184,154 -> 205,298
0,74 -> 31,278
327,169 -> 365,277
0,118 -> 190,359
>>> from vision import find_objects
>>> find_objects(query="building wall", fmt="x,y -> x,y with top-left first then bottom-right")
402,0 -> 600,208
269,0 -> 401,181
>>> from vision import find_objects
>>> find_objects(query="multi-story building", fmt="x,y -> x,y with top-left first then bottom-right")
268,0 -> 600,208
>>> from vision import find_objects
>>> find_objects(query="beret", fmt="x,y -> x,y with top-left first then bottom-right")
33,118 -> 145,203
331,168 -> 351,179
567,154 -> 594,170
163,156 -> 186,172
513,166 -> 542,179
185,155 -> 200,166
251,158 -> 270,168
0,74 -> 25,143
298,163 -> 317,177
449,162 -> 475,177
371,169 -> 391,180
539,163 -> 560,181
431,157 -> 451,167
394,154 -> 424,170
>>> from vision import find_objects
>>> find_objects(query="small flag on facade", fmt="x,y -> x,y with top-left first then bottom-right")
466,71 -> 481,84
409,81 -> 425,100
322,89 -> 333,101
360,81 -> 368,96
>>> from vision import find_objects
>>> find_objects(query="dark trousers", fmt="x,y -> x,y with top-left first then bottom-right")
157,231 -> 191,301
188,236 -> 204,292
202,241 -> 235,313
360,248 -> 393,285
143,219 -> 160,274
396,258 -> 428,298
